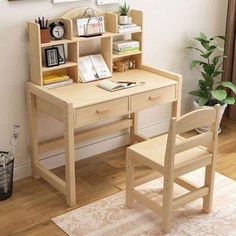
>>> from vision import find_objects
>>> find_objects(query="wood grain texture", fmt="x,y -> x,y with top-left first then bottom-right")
0,119 -> 234,235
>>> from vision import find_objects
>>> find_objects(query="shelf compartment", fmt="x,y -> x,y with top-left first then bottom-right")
40,39 -> 75,48
74,32 -> 114,42
42,61 -> 77,72
113,51 -> 142,60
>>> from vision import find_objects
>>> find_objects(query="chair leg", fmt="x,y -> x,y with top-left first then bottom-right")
203,164 -> 215,213
126,153 -> 135,208
162,173 -> 174,233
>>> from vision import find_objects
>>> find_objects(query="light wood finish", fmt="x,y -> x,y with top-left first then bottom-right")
130,85 -> 176,111
0,119 -> 235,235
126,105 -> 221,233
27,8 -> 182,206
74,97 -> 129,128
39,119 -> 132,154
48,69 -> 178,109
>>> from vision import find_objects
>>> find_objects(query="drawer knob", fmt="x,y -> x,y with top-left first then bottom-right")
148,95 -> 161,101
96,109 -> 110,114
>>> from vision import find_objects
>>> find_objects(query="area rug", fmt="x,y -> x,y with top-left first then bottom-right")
52,170 -> 236,236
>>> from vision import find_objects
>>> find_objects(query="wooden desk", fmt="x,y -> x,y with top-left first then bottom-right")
27,65 -> 182,207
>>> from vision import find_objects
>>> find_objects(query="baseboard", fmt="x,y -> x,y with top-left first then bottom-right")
13,120 -> 169,181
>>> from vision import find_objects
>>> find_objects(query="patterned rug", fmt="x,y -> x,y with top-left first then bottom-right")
52,169 -> 236,236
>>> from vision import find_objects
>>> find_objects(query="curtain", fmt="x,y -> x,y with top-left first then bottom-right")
223,0 -> 236,120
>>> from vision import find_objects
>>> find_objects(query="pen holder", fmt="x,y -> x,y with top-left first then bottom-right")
40,28 -> 51,44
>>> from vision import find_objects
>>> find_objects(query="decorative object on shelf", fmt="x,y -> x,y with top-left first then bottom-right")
96,0 -> 119,5
113,58 -> 136,72
35,17 -> 50,44
45,48 -> 60,67
119,2 -> 130,25
77,8 -> 105,37
187,32 -> 236,133
52,44 -> 66,65
49,21 -> 65,40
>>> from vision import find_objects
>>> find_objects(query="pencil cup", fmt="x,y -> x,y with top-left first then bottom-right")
40,28 -> 51,44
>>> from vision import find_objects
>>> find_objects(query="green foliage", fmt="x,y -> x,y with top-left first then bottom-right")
119,2 -> 130,16
187,32 -> 236,106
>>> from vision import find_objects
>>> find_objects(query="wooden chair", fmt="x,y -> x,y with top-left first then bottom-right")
126,105 -> 221,233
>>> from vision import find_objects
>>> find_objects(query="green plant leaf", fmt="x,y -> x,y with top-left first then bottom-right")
213,56 -> 220,65
190,60 -> 203,70
212,70 -> 223,78
198,97 -> 208,106
211,90 -> 227,101
224,96 -> 235,105
203,64 -> 215,76
212,35 -> 226,41
186,46 -> 204,53
220,81 -> 236,94
201,72 -> 211,80
200,50 -> 214,59
189,91 -> 202,97
200,32 -> 208,40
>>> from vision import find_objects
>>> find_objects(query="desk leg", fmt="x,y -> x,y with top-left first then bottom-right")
27,89 -> 40,179
130,112 -> 138,145
64,103 -> 76,207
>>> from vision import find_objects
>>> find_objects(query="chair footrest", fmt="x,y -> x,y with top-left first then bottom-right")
133,190 -> 162,216
173,186 -> 209,209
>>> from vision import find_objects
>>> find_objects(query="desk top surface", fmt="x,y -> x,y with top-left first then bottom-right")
42,69 -> 178,109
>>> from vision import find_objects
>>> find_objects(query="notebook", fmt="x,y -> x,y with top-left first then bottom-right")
97,80 -> 136,92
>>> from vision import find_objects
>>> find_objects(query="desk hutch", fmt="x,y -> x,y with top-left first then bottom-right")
27,8 -> 182,206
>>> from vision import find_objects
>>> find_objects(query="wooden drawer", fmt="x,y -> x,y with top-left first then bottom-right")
131,85 -> 176,111
75,97 -> 129,128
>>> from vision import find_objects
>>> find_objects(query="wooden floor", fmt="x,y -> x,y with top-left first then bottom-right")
0,119 -> 235,236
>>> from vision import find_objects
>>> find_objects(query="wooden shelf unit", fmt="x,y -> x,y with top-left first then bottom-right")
28,9 -> 143,86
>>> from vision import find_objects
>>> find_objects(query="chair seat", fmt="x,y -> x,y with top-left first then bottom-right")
127,134 -> 212,173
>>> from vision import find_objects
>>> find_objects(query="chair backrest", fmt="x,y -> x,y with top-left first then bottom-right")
164,105 -> 221,168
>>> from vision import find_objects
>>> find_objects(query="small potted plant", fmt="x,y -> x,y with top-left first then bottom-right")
119,2 -> 130,25
187,32 -> 236,133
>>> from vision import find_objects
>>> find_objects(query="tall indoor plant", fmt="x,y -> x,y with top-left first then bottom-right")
187,32 -> 236,132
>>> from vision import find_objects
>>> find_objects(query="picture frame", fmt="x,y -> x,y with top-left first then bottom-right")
45,48 -> 59,67
53,44 -> 66,65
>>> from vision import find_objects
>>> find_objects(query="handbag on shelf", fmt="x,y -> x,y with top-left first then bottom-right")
77,8 -> 105,37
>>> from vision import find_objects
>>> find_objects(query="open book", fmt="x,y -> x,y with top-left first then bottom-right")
98,80 -> 137,92
79,54 -> 112,83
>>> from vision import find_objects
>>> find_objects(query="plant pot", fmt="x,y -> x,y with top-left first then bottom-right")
40,28 -> 51,44
119,16 -> 129,25
193,100 -> 227,133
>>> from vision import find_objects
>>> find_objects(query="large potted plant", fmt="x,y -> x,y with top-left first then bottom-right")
187,32 -> 236,133
119,2 -> 130,25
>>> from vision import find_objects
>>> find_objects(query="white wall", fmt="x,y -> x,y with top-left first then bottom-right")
0,0 -> 227,180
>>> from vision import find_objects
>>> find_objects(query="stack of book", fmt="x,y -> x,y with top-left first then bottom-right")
43,74 -> 73,89
118,24 -> 141,33
113,40 -> 140,55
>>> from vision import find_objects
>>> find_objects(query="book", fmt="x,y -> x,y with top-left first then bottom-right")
118,26 -> 141,33
113,40 -> 140,51
97,80 -> 137,92
79,54 -> 112,83
43,79 -> 73,89
43,74 -> 70,85
113,49 -> 140,55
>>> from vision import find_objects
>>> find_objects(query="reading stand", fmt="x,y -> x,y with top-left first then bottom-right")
27,8 -> 182,207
